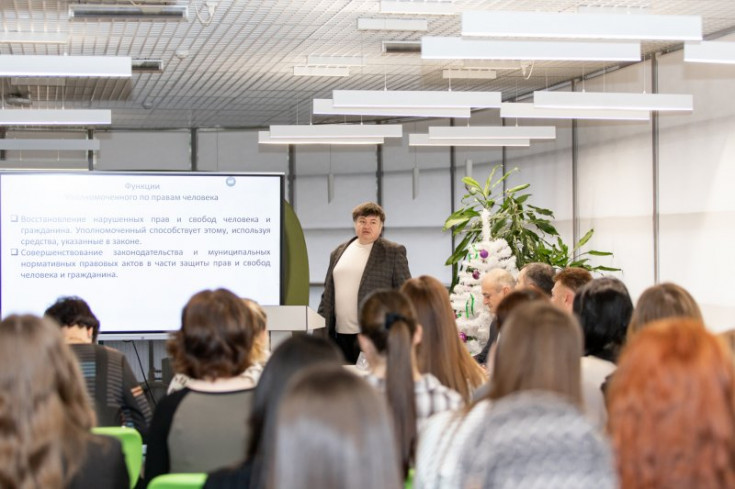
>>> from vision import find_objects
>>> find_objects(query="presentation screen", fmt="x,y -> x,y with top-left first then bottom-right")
0,172 -> 283,338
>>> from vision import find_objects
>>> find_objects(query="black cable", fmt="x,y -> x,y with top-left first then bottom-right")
125,340 -> 157,409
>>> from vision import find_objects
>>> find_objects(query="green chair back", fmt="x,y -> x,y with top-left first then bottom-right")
405,468 -> 415,489
147,473 -> 208,489
91,426 -> 143,488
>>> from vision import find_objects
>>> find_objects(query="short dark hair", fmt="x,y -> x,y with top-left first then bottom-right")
44,296 -> 101,341
521,263 -> 555,296
167,288 -> 256,380
554,267 -> 593,292
573,277 -> 633,363
352,202 -> 385,223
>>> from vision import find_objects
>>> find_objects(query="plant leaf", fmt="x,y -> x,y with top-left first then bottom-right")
574,229 -> 594,250
506,183 -> 530,194
587,250 -> 613,256
528,205 -> 554,217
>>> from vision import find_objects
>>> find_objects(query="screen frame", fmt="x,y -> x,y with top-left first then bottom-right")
0,170 -> 286,340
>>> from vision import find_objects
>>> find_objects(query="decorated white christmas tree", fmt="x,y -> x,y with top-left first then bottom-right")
450,208 -> 518,355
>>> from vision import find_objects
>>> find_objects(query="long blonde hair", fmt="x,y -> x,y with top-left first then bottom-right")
0,315 -> 95,489
401,275 -> 486,402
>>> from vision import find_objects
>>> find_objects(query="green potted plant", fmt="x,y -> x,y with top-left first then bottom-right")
444,164 -> 618,287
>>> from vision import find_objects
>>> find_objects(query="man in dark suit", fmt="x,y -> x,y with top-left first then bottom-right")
318,202 -> 411,363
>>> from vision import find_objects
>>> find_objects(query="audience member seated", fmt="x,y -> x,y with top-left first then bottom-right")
401,275 -> 487,403
551,266 -> 593,313
145,288 -> 260,485
359,289 -> 463,477
204,335 -> 343,489
471,288 -> 548,399
44,296 -> 152,440
573,277 -> 633,429
627,282 -> 702,336
0,314 -> 129,489
607,318 -> 735,489
515,262 -> 555,296
269,365 -> 402,489
167,298 -> 269,394
416,302 -> 616,489
473,269 -> 517,366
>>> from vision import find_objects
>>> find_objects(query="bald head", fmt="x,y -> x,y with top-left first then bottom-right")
481,269 -> 516,314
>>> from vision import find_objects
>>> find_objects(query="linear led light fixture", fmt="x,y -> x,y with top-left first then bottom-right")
442,69 -> 496,79
258,132 -> 384,145
132,59 -> 164,73
0,55 -> 131,77
313,99 -> 471,118
358,18 -> 428,31
382,40 -> 422,54
332,90 -> 501,108
421,37 -> 641,61
0,32 -> 69,44
462,11 -> 702,41
428,125 -> 556,140
684,41 -> 735,64
293,66 -> 350,77
0,110 -> 112,126
269,124 -> 402,139
380,0 -> 455,16
500,103 -> 650,121
409,134 -> 530,147
307,55 -> 364,66
69,4 -> 189,20
0,139 -> 100,151
534,91 -> 693,112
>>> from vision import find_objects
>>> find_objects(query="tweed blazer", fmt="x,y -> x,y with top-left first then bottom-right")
318,236 -> 411,338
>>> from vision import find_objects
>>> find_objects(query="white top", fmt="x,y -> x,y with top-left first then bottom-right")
580,355 -> 616,431
333,240 -> 373,334
415,400 -> 490,489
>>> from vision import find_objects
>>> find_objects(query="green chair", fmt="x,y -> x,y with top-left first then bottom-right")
147,473 -> 208,489
405,468 -> 415,489
91,426 -> 143,489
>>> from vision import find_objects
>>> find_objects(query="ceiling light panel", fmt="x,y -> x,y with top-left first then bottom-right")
428,126 -> 556,140
462,11 -> 702,41
312,99 -> 471,118
409,134 -> 531,146
421,37 -> 641,61
684,41 -> 735,64
358,18 -> 428,31
0,55 -> 132,78
258,132 -> 384,145
380,0 -> 455,16
534,91 -> 693,111
0,110 -> 112,126
500,103 -> 650,120
68,4 -> 189,20
269,124 -> 402,138
332,90 -> 501,108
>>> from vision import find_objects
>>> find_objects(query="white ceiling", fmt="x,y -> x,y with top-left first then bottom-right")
2,0 -> 735,129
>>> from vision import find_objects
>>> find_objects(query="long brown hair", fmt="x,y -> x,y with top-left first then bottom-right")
627,282 -> 702,336
359,289 -> 418,477
608,319 -> 735,489
269,366 -> 401,489
401,275 -> 486,402
0,315 -> 95,489
488,302 -> 583,408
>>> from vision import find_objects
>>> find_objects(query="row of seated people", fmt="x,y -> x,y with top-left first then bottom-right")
1,271 -> 734,489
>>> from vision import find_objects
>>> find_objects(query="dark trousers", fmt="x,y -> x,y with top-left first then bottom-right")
334,332 -> 361,365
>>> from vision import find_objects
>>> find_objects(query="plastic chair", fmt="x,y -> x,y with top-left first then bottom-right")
147,473 -> 208,489
91,426 -> 143,489
405,468 -> 415,489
